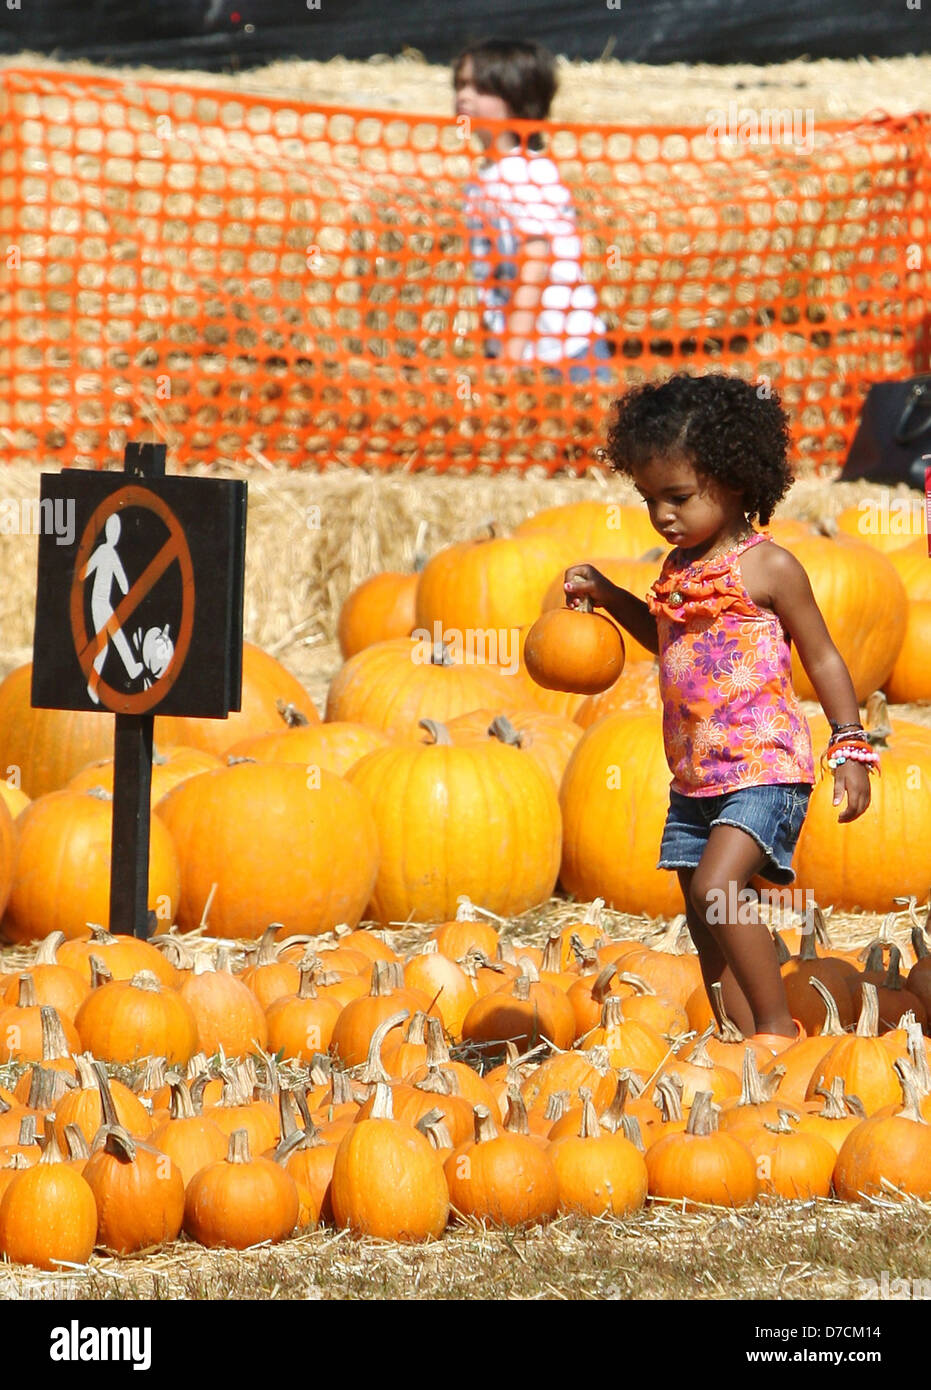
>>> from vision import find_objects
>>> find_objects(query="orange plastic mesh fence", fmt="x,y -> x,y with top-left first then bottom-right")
1,67 -> 928,473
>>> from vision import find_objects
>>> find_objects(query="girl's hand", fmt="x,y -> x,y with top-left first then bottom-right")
564,564 -> 614,610
833,760 -> 871,823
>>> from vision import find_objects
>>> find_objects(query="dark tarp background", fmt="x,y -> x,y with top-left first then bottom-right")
0,0 -> 927,70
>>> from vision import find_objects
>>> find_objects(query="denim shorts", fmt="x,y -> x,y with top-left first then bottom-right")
657,782 -> 812,886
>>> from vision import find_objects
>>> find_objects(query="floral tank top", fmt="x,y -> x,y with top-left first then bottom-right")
646,532 -> 815,796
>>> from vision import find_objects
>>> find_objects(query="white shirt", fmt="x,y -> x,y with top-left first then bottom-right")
466,150 -> 606,363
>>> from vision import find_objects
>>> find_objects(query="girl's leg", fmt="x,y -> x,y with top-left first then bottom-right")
687,824 -> 795,1037
677,869 -> 758,1037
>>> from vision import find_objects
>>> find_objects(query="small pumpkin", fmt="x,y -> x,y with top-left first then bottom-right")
184,1127 -> 300,1248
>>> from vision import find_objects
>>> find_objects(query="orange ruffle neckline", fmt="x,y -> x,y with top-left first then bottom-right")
647,532 -> 768,625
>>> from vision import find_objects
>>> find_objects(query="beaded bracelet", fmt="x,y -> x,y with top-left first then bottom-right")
829,721 -> 866,738
821,738 -> 881,775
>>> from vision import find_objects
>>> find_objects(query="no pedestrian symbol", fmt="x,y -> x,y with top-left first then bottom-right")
33,471 -> 246,720
70,485 -> 195,715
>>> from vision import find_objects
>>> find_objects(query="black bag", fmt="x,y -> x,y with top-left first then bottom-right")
842,375 -> 931,489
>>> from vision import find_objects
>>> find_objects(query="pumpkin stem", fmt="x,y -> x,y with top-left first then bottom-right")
615,971 -> 654,997
96,1125 -> 138,1163
356,1011 -> 408,1086
37,1004 -> 74,1063
569,934 -> 600,973
423,1016 -> 453,1069
63,1123 -> 91,1161
577,1088 -> 601,1139
26,1064 -> 73,1111
864,691 -> 892,746
911,924 -> 931,965
504,1086 -> 531,1135
684,1027 -> 717,1069
472,1104 -> 498,1145
92,1060 -> 121,1129
227,1127 -> 253,1164
88,955 -> 114,989
599,1071 -> 631,1131
709,982 -> 746,1042
734,1047 -> 784,1108
415,1110 -> 453,1151
368,1081 -> 395,1121
129,970 -> 162,993
429,642 -> 455,669
15,974 -> 38,1009
808,977 -> 847,1036
906,1018 -> 931,1095
762,1109 -> 801,1136
771,930 -> 793,966
38,1123 -> 67,1165
296,964 -> 319,1000
167,1078 -> 197,1121
488,715 -> 523,748
598,994 -> 624,1029
251,925 -> 284,968
543,1090 -> 570,1124
14,1114 -> 39,1148
415,1066 -> 456,1097
540,933 -> 564,975
402,1011 -> 430,1048
882,946 -> 907,991
652,1074 -> 685,1124
892,1058 -> 928,1125
34,932 -> 67,966
856,982 -> 880,1038
275,699 -> 309,728
684,1089 -> 720,1136
418,718 -> 454,746
813,1076 -> 866,1120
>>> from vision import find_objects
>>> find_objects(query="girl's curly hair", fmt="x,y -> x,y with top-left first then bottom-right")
603,372 -> 794,525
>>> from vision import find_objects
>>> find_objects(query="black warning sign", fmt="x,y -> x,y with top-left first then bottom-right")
32,472 -> 246,718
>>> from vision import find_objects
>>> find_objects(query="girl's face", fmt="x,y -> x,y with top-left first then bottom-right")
630,454 -> 747,553
454,58 -> 515,134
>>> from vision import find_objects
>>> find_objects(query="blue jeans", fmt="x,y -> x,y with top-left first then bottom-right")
657,782 -> 812,886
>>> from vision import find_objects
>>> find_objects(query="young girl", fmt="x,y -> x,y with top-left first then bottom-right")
564,372 -> 876,1050
452,39 -> 607,377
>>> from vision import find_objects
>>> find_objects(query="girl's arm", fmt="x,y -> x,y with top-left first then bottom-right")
764,547 -> 870,821
564,564 -> 659,656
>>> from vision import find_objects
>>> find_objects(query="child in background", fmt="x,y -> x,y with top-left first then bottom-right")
452,39 -> 608,379
565,372 -> 875,1050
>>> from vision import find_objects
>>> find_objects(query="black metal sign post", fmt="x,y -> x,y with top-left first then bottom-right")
32,444 -> 247,937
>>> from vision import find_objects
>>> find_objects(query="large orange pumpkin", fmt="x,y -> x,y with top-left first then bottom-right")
0,664 -> 116,798
887,538 -> 931,600
326,637 -> 531,739
514,500 -> 661,567
338,570 -> 420,658
884,601 -> 931,705
3,790 -> 180,943
347,721 -> 561,924
415,532 -> 567,634
784,535 -> 907,700
560,711 -> 683,919
156,762 -> 379,940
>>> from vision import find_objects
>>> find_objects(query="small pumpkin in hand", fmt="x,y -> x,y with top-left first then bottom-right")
523,597 -> 624,695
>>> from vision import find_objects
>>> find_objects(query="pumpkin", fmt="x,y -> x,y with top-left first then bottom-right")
403,946 -> 476,1043
0,977 -> 81,1062
13,1007 -> 79,1103
265,964 -> 342,1063
155,642 -> 318,756
74,970 -> 199,1066
414,530 -> 568,634
347,720 -> 561,925
330,969 -> 435,1069
572,661 -> 662,729
0,779 -> 29,820
793,713 -> 931,913
444,1103 -> 559,1228
430,898 -> 499,961
833,1059 -> 931,1202
780,928 -> 856,1034
270,1091 -> 338,1227
539,555 -> 664,665
461,968 -> 576,1055
0,1143 -> 97,1269
179,948 -> 269,1057
514,500 -> 661,567
795,1077 -> 867,1155
184,1127 -> 300,1248
1,933 -> 90,1020
68,744 -> 222,802
238,926 -> 300,1010
645,1089 -> 759,1209
331,1082 -> 449,1241
338,569 -> 420,658
83,1125 -> 185,1254
441,710 -> 583,793
52,1056 -> 151,1148
326,637 -> 530,740
743,1108 -> 836,1199
666,1030 -> 741,1108
56,925 -> 180,988
560,711 -> 683,919
805,985 -> 901,1115
760,978 -> 851,1108
3,791 -> 180,944
885,601 -> 931,704
227,719 -> 392,778
156,761 -> 379,940
204,1067 -> 279,1153
852,942 -> 927,1034
549,1092 -> 649,1217
523,598 -> 625,696
148,1080 -> 230,1189
0,663 -> 116,797
785,535 -> 907,700
887,537 -> 931,600
834,499 -> 926,555
583,995 -> 670,1078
